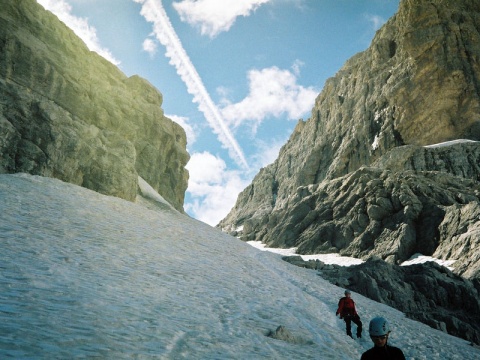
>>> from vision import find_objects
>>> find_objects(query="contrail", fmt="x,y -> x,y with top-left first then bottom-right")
135,0 -> 249,169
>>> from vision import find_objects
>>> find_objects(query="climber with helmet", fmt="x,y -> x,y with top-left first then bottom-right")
361,316 -> 405,360
336,290 -> 362,338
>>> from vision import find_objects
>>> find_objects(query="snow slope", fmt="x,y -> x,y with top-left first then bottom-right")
0,174 -> 479,359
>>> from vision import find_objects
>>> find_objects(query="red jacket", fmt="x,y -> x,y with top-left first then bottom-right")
336,297 -> 358,318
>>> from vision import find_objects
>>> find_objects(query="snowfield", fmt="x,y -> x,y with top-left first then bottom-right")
1,174 -> 479,359
423,139 -> 478,148
247,242 -> 457,270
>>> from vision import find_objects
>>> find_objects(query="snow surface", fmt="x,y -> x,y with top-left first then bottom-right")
1,173 -> 479,359
248,242 -> 457,271
371,134 -> 380,151
400,254 -> 456,271
137,176 -> 178,211
248,241 -> 365,266
423,139 -> 478,148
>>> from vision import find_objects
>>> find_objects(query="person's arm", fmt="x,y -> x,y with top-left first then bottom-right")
336,298 -> 344,317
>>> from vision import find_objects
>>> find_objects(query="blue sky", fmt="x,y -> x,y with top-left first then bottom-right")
36,0 -> 400,226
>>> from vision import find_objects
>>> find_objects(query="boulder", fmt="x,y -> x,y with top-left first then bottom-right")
266,325 -> 313,345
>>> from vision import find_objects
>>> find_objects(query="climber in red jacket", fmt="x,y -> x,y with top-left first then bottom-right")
336,289 -> 363,338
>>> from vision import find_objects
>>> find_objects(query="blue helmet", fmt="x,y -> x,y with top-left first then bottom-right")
369,317 -> 390,336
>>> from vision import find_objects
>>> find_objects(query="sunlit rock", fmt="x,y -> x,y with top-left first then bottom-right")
0,0 -> 189,211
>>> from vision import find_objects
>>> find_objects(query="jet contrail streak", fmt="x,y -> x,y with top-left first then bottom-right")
137,0 -> 249,169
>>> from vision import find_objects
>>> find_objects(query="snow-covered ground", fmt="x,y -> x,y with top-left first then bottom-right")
1,173 -> 479,359
424,139 -> 478,148
247,241 -> 365,266
400,254 -> 456,271
247,242 -> 457,270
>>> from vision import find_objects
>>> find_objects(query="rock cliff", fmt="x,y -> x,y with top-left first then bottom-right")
0,0 -> 189,211
219,0 -> 480,279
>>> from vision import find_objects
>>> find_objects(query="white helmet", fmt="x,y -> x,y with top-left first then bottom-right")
369,317 -> 390,336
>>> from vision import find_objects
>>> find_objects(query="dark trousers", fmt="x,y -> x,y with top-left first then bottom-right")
344,314 -> 362,337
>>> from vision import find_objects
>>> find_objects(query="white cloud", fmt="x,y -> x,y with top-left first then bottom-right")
291,59 -> 304,76
166,114 -> 197,147
36,0 -> 120,65
173,0 -> 272,38
220,65 -> 318,131
184,139 -> 284,226
142,37 -> 158,56
135,0 -> 249,169
251,137 -> 286,169
184,137 -> 286,225
185,152 -> 250,226
365,13 -> 386,31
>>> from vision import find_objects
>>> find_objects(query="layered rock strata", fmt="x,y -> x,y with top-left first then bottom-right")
0,0 -> 189,211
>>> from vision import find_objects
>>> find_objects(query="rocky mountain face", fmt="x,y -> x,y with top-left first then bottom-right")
219,0 -> 480,280
237,143 -> 480,280
0,0 -> 189,211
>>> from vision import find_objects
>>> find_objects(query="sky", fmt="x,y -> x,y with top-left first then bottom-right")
35,0 -> 401,226
1,172 -> 479,359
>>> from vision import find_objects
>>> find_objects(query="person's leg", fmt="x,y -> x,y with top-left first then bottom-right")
344,317 -> 352,337
353,316 -> 362,337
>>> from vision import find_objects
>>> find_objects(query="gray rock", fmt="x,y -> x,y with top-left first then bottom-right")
281,256 -> 325,270
0,0 -> 189,211
435,202 -> 480,279
266,325 -> 313,345
229,157 -> 480,279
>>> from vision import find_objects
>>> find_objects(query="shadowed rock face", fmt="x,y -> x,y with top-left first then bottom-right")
0,0 -> 189,211
218,0 -> 480,279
